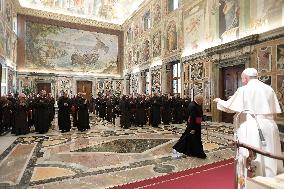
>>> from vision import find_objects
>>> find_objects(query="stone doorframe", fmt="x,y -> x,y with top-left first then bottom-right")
206,35 -> 259,122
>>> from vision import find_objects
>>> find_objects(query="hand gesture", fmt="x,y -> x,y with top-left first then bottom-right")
213,98 -> 220,103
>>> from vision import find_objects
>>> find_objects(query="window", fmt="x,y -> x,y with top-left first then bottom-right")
143,11 -> 151,31
172,62 -> 181,94
168,0 -> 179,13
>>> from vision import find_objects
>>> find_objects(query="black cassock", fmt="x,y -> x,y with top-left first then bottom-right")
58,96 -> 71,132
150,97 -> 161,127
35,96 -> 50,134
77,97 -> 90,131
173,101 -> 206,159
14,101 -> 29,135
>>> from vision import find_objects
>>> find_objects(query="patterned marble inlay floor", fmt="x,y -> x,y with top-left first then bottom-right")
0,117 -> 234,189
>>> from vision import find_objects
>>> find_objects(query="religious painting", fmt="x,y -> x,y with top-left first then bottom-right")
276,44 -> 284,70
0,21 -> 5,57
151,68 -> 161,94
57,78 -> 72,96
190,62 -> 203,80
12,38 -> 17,63
276,75 -> 284,117
127,49 -> 133,68
133,46 -> 140,66
130,74 -> 139,94
249,0 -> 284,30
126,27 -> 132,44
5,1 -> 12,29
96,80 -> 104,91
153,2 -> 161,26
106,80 -> 114,90
167,21 -> 177,52
143,39 -> 150,62
133,24 -> 140,38
18,0 -> 145,25
183,64 -> 189,82
219,0 -> 240,40
258,76 -> 271,86
152,30 -> 161,57
203,60 -> 210,79
25,22 -> 119,74
190,82 -> 203,97
257,46 -> 271,72
115,80 -> 122,91
5,31 -> 11,60
184,7 -> 204,50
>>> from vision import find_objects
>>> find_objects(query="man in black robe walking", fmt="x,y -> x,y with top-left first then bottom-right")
58,92 -> 71,133
172,95 -> 206,159
77,93 -> 90,131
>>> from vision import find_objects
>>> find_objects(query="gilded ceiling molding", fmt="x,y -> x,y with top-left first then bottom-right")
12,0 -> 123,30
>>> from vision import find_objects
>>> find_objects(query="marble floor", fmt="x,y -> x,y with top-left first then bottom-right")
0,115 -> 235,189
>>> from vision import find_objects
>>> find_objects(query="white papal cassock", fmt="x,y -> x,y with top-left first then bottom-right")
216,78 -> 283,177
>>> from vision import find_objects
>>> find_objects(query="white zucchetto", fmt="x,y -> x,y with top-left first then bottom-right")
242,68 -> 258,77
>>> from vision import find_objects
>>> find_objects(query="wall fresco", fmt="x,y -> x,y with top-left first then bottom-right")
184,6 -> 205,50
153,1 -> 161,27
167,21 -> 177,52
250,0 -> 284,30
277,44 -> 284,70
257,46 -> 272,72
0,20 -> 5,57
277,75 -> 284,117
219,0 -> 240,40
152,30 -> 161,57
25,21 -> 119,74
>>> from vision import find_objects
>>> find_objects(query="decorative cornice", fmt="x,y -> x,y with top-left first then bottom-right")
214,54 -> 251,68
258,26 -> 284,43
162,53 -> 181,64
205,34 -> 259,55
13,0 -> 123,31
182,51 -> 206,63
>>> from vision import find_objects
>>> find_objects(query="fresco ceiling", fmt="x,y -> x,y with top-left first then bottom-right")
18,0 -> 145,25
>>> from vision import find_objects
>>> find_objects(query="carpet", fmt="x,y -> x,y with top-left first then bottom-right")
110,158 -> 235,189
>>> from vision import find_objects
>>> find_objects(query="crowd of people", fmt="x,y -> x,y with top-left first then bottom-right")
92,93 -> 192,129
0,90 -> 195,136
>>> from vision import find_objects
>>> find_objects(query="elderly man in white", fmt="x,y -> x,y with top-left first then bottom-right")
214,68 -> 283,177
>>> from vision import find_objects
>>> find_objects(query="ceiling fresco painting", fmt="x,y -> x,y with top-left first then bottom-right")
25,21 -> 119,74
18,0 -> 145,25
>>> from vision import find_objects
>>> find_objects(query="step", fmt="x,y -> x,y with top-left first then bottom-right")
247,173 -> 284,189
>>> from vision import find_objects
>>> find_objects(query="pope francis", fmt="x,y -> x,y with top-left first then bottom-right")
214,68 -> 284,177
